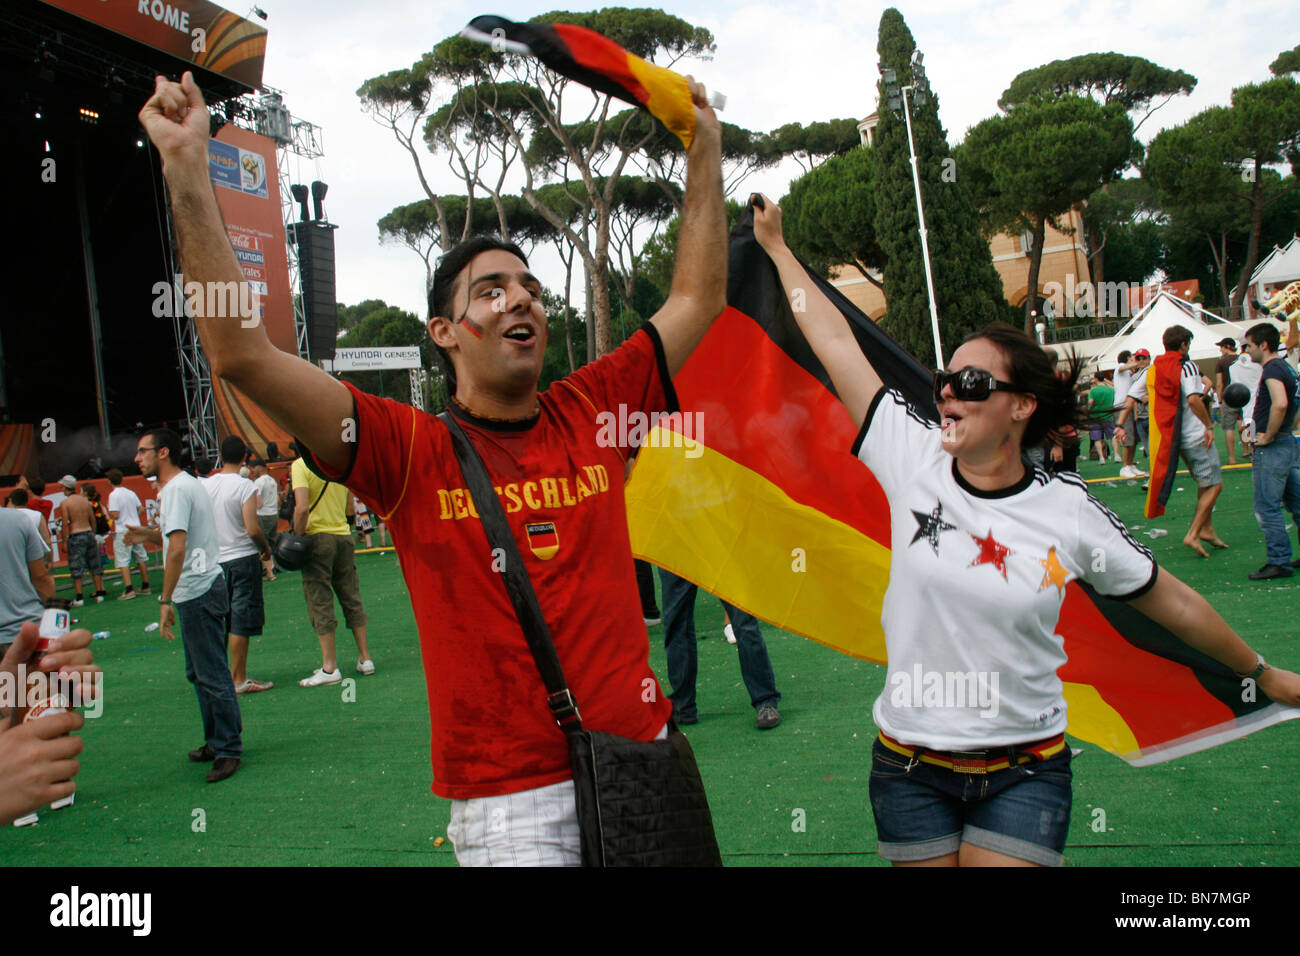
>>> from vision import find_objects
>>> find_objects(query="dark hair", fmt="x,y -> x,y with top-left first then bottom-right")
145,428 -> 183,465
1162,324 -> 1192,353
10,488 -> 28,507
29,478 -> 45,495
1246,322 -> 1280,352
220,435 -> 248,464
83,484 -> 99,500
1116,350 -> 1132,364
962,323 -> 1084,448
106,468 -> 123,485
427,235 -> 530,394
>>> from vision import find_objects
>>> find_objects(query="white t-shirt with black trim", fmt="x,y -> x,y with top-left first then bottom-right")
1179,358 -> 1208,446
853,389 -> 1157,751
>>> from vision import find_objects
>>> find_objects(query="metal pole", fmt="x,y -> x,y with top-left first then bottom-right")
73,139 -> 111,443
901,86 -> 944,368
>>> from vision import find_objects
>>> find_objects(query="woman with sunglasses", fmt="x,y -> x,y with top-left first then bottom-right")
751,197 -> 1300,867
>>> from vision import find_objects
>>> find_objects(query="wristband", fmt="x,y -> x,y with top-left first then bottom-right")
158,597 -> 174,606
1234,654 -> 1269,680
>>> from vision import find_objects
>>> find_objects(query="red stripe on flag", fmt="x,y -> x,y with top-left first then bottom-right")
1057,585 -> 1236,747
675,306 -> 892,546
552,23 -> 650,106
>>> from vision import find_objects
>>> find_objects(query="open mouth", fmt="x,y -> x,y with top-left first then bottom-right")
502,323 -> 536,345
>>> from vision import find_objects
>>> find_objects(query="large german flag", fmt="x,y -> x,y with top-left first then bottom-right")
1142,353 -> 1183,519
461,15 -> 697,148
627,207 -> 1300,765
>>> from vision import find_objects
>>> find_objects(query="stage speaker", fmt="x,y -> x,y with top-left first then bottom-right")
291,221 -> 339,363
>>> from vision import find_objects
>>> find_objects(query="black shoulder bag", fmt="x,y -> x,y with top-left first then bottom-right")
439,411 -> 722,867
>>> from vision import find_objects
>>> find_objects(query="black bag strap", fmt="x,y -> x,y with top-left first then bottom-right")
437,411 -> 583,734
308,480 -> 331,514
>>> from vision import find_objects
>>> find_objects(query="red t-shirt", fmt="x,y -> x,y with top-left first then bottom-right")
28,498 -> 53,523
305,327 -> 676,799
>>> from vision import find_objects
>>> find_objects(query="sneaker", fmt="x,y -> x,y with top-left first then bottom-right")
206,757 -> 241,783
1248,564 -> 1293,581
756,704 -> 782,730
356,659 -> 375,676
234,678 -> 274,695
1131,466 -> 1148,478
118,590 -> 136,601
71,598 -> 84,608
724,624 -> 737,645
299,667 -> 341,687
94,592 -> 105,603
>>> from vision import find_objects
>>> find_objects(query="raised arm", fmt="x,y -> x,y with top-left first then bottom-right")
750,197 -> 881,427
138,73 -> 353,472
647,78 -> 726,376
1130,570 -> 1300,706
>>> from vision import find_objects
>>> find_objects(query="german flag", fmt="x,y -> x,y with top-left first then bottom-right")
627,207 -> 1300,765
461,15 -> 697,148
1142,353 -> 1184,520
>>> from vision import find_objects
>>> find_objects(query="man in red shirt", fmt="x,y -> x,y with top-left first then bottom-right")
139,69 -> 725,865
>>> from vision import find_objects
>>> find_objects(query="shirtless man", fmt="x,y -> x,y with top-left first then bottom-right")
57,476 -> 105,606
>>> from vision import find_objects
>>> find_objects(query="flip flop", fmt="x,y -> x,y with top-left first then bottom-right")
235,679 -> 275,695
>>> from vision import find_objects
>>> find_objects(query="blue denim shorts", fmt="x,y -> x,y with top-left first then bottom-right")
869,736 -> 1072,866
221,553 -> 265,637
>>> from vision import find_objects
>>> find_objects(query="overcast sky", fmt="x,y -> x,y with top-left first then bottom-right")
251,0 -> 1300,317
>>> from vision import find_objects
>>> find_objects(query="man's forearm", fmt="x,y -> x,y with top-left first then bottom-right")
669,134 -> 726,313
293,507 -> 308,537
161,543 -> 185,600
165,169 -> 270,376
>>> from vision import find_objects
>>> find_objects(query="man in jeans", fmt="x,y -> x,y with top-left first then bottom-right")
204,437 -> 274,694
656,568 -> 782,729
126,429 -> 242,782
1242,324 -> 1300,581
291,456 -> 373,685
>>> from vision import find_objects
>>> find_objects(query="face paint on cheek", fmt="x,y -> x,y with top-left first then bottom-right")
460,316 -> 485,340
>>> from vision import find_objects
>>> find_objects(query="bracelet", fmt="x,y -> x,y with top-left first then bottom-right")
158,597 -> 174,606
1234,654 -> 1269,680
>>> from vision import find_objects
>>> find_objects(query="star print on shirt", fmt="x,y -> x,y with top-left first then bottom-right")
1038,546 -> 1070,597
969,529 -> 1014,580
910,502 -> 958,555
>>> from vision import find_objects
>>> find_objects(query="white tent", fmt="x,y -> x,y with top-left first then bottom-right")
1093,290 -> 1249,370
1252,235 -> 1300,287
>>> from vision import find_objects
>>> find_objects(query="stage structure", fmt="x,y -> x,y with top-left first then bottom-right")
0,0 -> 335,476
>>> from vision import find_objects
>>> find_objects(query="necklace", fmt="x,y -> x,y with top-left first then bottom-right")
451,395 -> 540,423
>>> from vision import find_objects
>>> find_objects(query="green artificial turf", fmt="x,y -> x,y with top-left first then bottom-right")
4,432 -> 1298,867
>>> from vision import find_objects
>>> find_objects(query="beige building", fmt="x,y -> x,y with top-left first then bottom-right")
832,114 -> 1093,326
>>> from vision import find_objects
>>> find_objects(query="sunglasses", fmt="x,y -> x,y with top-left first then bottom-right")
933,368 -> 1019,403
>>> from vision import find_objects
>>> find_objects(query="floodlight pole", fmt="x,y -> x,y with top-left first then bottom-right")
899,84 -> 944,369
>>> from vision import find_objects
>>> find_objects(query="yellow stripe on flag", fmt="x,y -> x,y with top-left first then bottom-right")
625,56 -> 695,149
627,427 -> 891,661
1062,681 -> 1142,757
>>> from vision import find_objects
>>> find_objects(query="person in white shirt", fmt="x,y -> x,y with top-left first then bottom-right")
106,469 -> 152,600
5,489 -> 52,559
1161,326 -> 1227,557
1112,349 -> 1151,478
204,437 -> 274,695
249,459 -> 280,582
125,428 -> 242,783
752,196 -> 1300,867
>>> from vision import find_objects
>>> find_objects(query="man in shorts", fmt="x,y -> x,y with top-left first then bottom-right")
1213,338 -> 1249,464
1086,370 -> 1115,464
1164,326 -> 1227,557
249,459 -> 280,582
57,476 -> 105,606
106,469 -> 152,599
1113,349 -> 1151,478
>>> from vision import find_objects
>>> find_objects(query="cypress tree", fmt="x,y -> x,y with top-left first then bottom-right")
873,8 -> 1011,367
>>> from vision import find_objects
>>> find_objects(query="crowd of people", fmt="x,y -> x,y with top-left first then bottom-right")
3,70 -> 1299,866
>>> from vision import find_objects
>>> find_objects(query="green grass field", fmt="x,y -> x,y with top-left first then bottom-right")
4,433 -> 1298,867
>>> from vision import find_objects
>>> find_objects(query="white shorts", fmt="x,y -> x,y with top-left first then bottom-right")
113,533 -> 148,569
446,779 -> 581,867
446,723 -> 669,867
